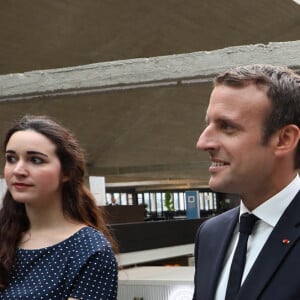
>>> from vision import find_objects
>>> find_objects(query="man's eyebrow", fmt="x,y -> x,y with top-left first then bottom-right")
216,116 -> 244,128
5,150 -> 48,158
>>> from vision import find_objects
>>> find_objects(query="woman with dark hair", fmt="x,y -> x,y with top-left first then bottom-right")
0,115 -> 118,299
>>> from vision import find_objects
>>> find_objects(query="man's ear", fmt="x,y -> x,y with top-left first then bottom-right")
274,124 -> 300,156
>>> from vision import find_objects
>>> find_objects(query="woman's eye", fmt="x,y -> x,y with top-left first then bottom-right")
31,157 -> 44,164
5,155 -> 17,163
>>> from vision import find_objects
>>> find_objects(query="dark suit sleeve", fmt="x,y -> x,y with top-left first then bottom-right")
192,224 -> 203,300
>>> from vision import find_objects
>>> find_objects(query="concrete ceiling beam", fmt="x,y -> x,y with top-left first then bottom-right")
0,40 -> 300,102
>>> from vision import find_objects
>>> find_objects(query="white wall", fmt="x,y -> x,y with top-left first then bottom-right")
88,176 -> 106,206
0,179 -> 7,207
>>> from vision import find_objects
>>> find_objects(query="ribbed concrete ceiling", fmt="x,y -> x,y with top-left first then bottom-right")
1,0 -> 299,74
0,0 -> 300,186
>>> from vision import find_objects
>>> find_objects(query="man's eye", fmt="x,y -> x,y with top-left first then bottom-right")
221,122 -> 235,131
224,124 -> 233,129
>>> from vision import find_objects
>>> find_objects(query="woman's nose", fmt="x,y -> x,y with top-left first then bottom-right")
13,161 -> 28,176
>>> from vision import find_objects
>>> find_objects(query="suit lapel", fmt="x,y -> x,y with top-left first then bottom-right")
204,208 -> 239,299
238,192 -> 300,299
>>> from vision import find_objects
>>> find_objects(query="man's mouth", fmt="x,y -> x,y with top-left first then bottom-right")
211,161 -> 227,167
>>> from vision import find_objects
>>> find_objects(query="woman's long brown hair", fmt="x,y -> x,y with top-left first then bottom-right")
0,115 -> 117,290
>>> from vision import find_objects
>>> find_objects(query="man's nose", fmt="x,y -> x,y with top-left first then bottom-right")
196,125 -> 217,151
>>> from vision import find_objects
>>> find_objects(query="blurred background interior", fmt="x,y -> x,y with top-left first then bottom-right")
0,1 -> 300,299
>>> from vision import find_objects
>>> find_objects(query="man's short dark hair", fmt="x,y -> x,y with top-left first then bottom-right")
215,64 -> 300,168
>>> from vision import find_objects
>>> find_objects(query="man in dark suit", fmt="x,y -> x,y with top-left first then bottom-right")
193,64 -> 300,300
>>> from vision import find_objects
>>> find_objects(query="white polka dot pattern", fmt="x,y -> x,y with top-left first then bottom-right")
0,227 -> 118,299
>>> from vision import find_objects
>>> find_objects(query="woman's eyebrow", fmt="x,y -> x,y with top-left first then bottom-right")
27,151 -> 48,157
5,149 -> 48,158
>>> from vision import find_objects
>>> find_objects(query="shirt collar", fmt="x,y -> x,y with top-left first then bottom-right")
240,174 -> 300,227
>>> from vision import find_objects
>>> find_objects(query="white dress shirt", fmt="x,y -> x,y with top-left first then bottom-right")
215,174 -> 300,300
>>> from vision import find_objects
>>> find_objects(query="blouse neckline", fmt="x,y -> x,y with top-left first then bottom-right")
17,226 -> 90,252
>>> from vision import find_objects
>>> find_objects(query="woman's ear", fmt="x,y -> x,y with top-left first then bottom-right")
274,124 -> 300,156
61,174 -> 70,183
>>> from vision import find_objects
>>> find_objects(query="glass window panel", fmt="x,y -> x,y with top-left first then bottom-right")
162,192 -> 166,211
199,192 -> 204,210
120,193 -> 127,205
179,192 -> 185,210
156,192 -> 162,213
106,193 -> 111,204
150,192 -> 156,212
137,193 -> 144,205
213,193 -> 217,210
144,192 -> 153,211
127,193 -> 133,205
173,192 -> 179,210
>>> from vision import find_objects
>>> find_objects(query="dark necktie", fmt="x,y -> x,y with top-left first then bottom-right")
225,213 -> 259,300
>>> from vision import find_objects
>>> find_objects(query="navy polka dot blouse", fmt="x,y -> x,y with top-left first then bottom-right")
0,227 -> 118,299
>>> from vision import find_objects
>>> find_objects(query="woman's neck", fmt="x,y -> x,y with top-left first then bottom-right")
20,202 -> 86,249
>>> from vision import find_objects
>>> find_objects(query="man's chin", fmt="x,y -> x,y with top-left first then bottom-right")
208,179 -> 231,193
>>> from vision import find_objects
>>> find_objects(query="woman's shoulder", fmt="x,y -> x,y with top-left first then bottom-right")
74,226 -> 108,241
68,226 -> 113,253
25,227 -> 116,266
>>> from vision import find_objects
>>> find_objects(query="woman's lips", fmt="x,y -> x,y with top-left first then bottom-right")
12,182 -> 33,189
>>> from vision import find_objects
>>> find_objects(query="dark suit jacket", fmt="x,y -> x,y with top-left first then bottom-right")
193,191 -> 300,300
